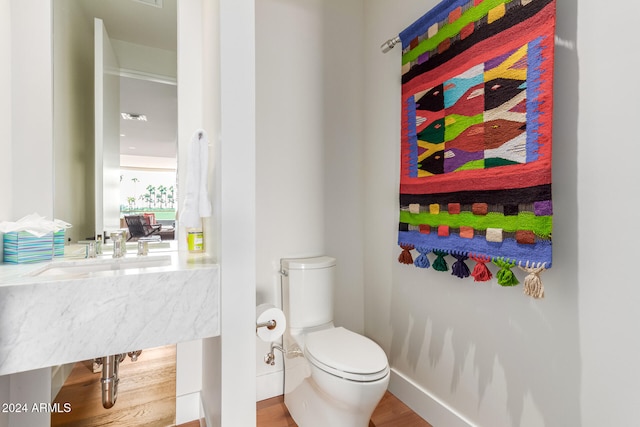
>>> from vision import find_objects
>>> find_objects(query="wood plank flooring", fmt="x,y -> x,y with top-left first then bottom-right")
51,345 -> 176,427
256,391 -> 432,427
52,344 -> 431,427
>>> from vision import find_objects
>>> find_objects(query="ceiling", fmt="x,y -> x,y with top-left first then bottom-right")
77,0 -> 177,51
119,77 -> 177,160
76,0 -> 178,166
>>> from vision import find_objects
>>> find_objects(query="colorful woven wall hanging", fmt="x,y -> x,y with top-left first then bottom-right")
397,0 -> 555,298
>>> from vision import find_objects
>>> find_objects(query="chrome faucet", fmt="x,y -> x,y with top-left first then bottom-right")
86,241 -> 97,259
137,240 -> 149,256
110,231 -> 126,258
137,235 -> 160,256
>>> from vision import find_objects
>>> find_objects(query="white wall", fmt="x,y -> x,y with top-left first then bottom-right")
254,0 -> 366,400
0,3 -> 54,424
10,0 -> 53,220
255,0 -> 326,399
200,0 -> 222,422
111,40 -> 177,79
175,1 -> 219,423
52,0 -> 94,243
211,0 -> 257,425
321,0 -> 366,335
363,0 -> 640,426
575,1 -> 640,425
0,0 -> 11,224
6,369 -> 51,427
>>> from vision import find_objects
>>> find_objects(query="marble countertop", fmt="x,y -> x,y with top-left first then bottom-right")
0,242 -> 211,286
0,245 -> 220,376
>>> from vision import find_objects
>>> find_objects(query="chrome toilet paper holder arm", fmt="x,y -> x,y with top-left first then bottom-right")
256,319 -> 277,331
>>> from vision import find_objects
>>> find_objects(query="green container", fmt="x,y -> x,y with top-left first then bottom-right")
187,229 -> 203,253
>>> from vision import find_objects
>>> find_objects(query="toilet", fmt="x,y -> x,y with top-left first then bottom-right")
280,256 -> 389,427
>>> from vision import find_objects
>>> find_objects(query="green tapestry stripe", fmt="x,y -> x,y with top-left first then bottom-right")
402,0 -> 511,65
399,210 -> 552,237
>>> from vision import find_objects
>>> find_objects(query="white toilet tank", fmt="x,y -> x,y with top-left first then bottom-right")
281,256 -> 336,330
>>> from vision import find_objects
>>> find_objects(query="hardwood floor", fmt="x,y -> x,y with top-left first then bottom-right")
367,392 -> 433,427
52,345 -> 430,427
51,345 -> 176,427
256,391 -> 433,427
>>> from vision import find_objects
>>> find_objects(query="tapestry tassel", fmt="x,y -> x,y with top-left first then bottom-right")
493,258 -> 519,287
451,253 -> 470,279
432,250 -> 449,272
469,254 -> 492,282
414,247 -> 431,269
518,262 -> 546,299
398,244 -> 414,265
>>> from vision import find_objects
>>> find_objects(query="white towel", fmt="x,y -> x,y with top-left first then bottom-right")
180,129 -> 212,229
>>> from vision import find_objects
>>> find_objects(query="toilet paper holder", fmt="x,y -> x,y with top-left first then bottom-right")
256,304 -> 286,342
256,319 -> 278,331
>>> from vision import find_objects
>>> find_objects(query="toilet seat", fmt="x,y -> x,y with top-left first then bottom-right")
305,327 -> 389,382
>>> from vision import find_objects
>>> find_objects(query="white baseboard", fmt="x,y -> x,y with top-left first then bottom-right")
176,392 -> 201,425
389,368 -> 475,427
199,397 -> 211,427
256,369 -> 284,402
50,362 -> 74,401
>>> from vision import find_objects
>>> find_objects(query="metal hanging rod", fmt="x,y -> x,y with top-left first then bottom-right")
380,36 -> 401,53
256,319 -> 277,331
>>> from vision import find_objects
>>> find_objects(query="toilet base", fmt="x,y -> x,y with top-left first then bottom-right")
285,373 -> 388,427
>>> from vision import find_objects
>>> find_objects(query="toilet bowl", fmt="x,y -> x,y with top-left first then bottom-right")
280,257 -> 390,427
285,326 -> 390,427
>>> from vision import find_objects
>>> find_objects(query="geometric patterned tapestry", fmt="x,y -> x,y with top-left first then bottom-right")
397,0 -> 556,298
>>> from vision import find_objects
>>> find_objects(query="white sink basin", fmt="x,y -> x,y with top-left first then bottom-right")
28,255 -> 173,277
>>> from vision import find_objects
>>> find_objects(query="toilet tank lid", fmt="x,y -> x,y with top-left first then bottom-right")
282,256 -> 336,270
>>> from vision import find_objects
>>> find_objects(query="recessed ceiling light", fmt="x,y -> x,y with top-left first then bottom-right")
128,146 -> 136,150
120,134 -> 126,137
121,112 -> 147,121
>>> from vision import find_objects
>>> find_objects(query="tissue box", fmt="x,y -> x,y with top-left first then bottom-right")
3,231 -> 54,264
